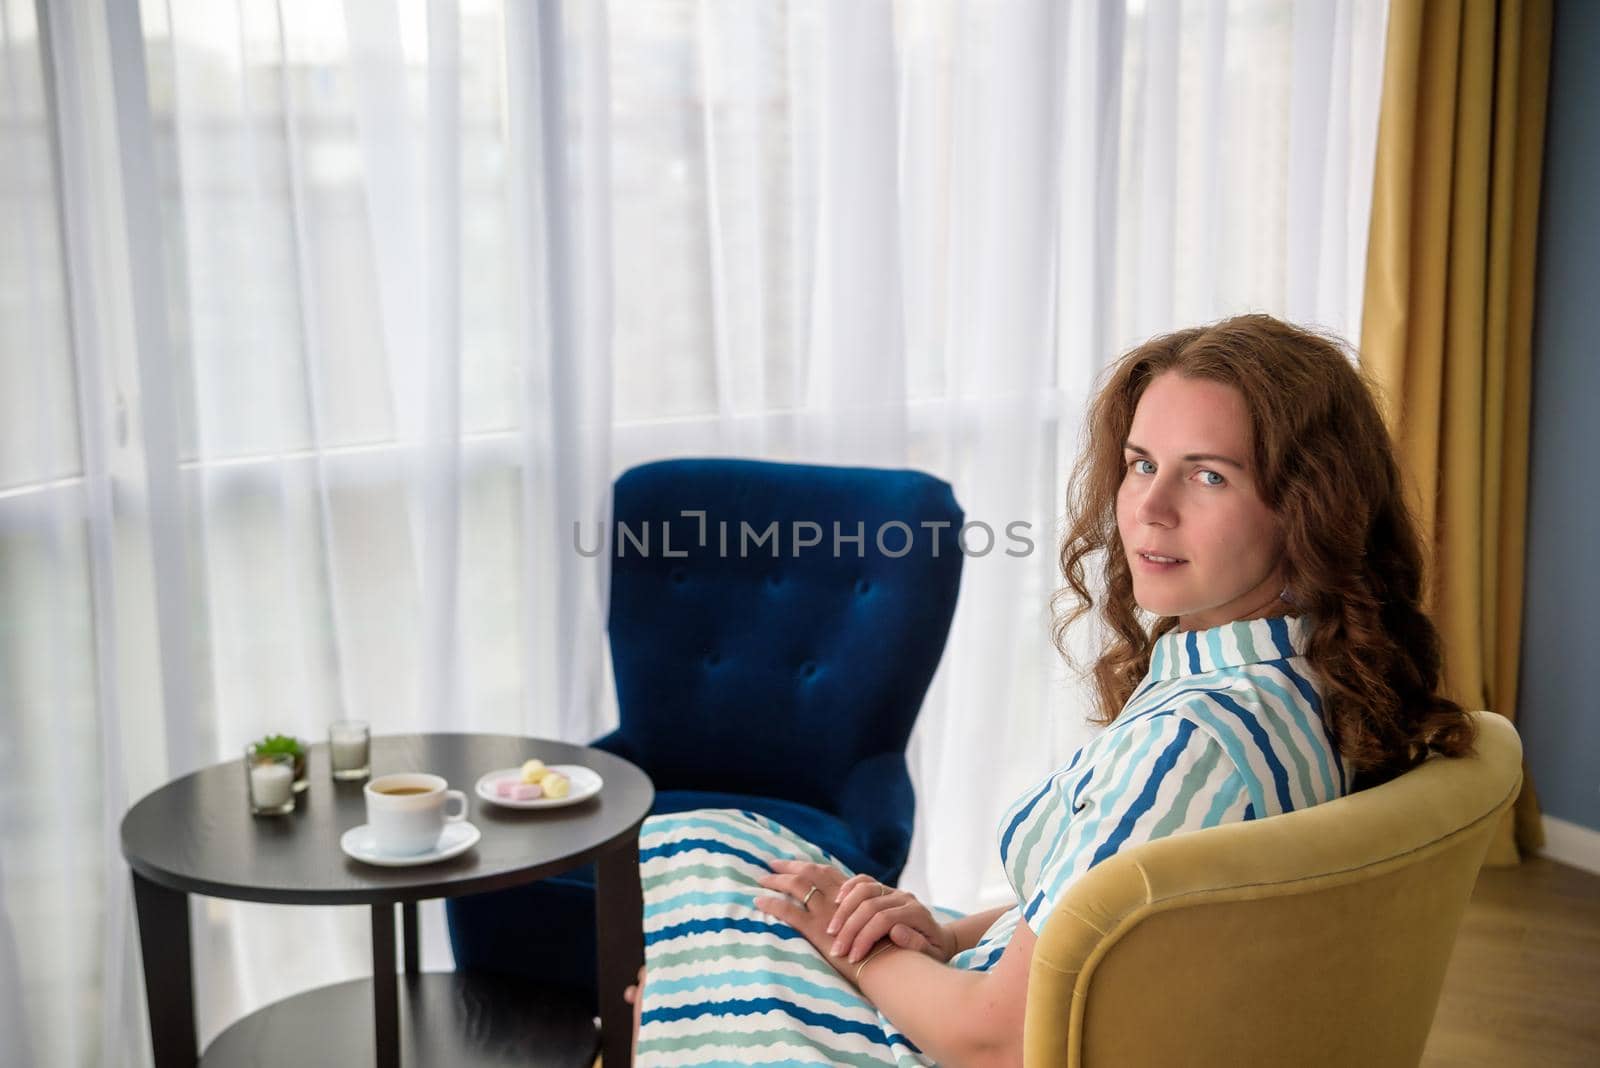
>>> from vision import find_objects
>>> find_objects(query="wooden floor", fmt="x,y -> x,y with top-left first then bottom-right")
1421,856 -> 1600,1066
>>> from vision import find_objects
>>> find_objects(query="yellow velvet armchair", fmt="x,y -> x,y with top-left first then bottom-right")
1024,710 -> 1522,1067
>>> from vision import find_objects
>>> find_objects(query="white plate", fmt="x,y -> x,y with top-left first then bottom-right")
475,765 -> 603,810
340,820 -> 481,867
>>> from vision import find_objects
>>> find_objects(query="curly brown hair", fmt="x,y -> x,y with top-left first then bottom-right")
1053,314 -> 1475,787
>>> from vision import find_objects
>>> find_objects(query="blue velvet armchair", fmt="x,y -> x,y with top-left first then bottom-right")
445,458 -> 965,1009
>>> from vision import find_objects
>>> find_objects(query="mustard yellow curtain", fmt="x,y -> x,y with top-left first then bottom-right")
1360,0 -> 1553,865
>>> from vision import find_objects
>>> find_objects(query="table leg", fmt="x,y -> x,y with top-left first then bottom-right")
401,902 -> 419,975
371,903 -> 399,1068
131,871 -> 197,1068
595,841 -> 644,1068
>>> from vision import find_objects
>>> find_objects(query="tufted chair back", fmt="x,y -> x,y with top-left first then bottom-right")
595,457 -> 964,821
446,458 -> 964,1012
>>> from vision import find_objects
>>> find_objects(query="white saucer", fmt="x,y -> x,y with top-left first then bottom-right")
475,765 -> 603,810
340,820 -> 481,867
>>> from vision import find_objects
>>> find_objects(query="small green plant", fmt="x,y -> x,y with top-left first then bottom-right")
255,733 -> 305,758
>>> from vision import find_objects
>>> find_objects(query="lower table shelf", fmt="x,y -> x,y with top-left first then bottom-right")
200,971 -> 601,1067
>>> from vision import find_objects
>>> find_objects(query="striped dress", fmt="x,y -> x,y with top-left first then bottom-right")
635,614 -> 1346,1066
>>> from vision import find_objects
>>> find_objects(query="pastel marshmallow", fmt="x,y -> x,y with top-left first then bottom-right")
511,783 -> 543,801
540,773 -> 570,799
520,759 -> 548,784
495,778 -> 518,798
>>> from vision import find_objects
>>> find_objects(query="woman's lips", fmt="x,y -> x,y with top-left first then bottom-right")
1134,551 -> 1188,573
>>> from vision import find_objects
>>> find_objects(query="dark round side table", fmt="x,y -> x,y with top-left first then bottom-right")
120,733 -> 654,1068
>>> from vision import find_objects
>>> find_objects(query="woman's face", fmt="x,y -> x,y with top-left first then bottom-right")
1116,372 -> 1287,631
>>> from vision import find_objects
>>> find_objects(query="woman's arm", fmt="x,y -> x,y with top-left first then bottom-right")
944,904 -> 1011,955
829,876 -> 1006,962
855,912 -> 1036,1066
757,861 -> 1034,1067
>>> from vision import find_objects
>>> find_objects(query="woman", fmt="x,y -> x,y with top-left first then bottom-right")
622,314 -> 1475,1066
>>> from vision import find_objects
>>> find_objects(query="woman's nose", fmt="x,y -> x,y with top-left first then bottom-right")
1134,477 -> 1178,527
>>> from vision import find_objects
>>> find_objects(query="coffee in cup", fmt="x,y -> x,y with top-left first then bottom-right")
364,773 -> 468,855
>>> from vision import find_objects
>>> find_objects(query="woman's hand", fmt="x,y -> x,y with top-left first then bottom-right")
829,874 -> 957,965
754,859 -> 877,981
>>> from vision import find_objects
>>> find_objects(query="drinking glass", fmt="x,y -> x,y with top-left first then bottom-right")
329,720 -> 371,781
245,746 -> 296,815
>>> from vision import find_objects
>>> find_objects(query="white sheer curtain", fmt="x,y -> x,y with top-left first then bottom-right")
0,0 -> 1386,1063
619,0 -> 1386,909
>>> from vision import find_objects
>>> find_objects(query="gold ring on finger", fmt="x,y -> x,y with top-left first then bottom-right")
801,885 -> 820,910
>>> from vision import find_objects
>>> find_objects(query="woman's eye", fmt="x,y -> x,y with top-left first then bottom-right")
1196,469 -> 1226,487
1129,458 -> 1156,475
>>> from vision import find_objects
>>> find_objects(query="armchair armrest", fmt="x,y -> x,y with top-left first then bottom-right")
837,750 -> 917,880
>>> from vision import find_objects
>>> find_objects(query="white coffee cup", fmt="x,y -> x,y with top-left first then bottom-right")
364,773 -> 468,855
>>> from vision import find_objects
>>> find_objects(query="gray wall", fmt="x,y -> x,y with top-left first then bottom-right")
1517,0 -> 1600,834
